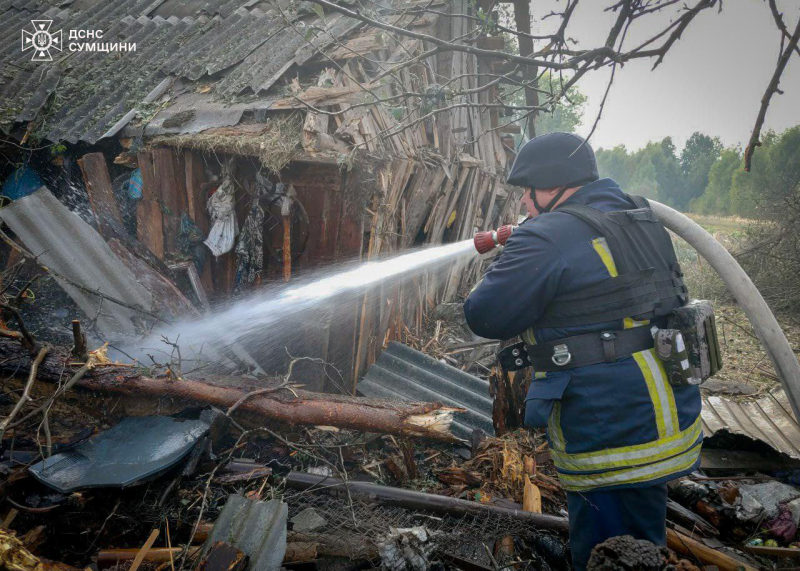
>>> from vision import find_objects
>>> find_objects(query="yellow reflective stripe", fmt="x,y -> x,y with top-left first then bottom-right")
591,237 -> 618,277
550,416 -> 702,471
643,348 -> 679,434
522,327 -> 536,345
548,402 -> 566,452
623,317 -> 650,329
633,349 -> 678,438
557,445 -> 701,491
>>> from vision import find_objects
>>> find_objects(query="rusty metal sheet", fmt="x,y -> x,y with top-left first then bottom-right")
702,386 -> 800,459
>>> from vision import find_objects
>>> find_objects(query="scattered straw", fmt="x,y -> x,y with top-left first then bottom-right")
151,112 -> 303,174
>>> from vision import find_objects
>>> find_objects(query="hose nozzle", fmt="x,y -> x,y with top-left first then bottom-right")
473,224 -> 516,254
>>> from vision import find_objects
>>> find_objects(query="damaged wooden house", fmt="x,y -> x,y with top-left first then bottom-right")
0,0 -> 524,389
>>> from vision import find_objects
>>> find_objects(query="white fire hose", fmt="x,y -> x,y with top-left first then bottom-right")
649,200 -> 800,421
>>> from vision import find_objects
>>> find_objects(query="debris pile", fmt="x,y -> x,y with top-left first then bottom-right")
0,177 -> 798,571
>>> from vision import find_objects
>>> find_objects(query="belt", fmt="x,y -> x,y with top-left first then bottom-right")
524,326 -> 655,372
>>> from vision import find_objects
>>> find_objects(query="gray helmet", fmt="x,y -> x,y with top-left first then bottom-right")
507,132 -> 599,189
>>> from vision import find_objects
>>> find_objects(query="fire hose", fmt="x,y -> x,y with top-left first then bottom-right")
474,202 -> 800,419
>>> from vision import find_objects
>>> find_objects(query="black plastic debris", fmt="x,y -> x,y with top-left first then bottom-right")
28,416 -> 210,493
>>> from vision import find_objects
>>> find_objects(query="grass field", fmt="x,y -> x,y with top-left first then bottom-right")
674,213 -> 798,396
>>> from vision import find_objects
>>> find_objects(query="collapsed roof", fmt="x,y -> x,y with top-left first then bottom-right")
0,0 -> 513,176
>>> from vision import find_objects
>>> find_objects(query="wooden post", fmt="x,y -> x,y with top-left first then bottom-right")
136,152 -> 165,259
153,148 -> 189,255
184,150 -> 214,297
77,152 -> 123,236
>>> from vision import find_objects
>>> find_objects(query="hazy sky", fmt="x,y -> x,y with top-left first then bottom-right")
528,0 -> 800,151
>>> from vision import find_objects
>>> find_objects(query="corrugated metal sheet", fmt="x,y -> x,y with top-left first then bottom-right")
0,0 -> 364,142
358,341 -> 494,440
702,386 -> 800,459
0,187 -> 153,335
201,494 -> 287,571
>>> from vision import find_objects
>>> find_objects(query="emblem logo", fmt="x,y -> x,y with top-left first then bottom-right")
21,20 -> 62,61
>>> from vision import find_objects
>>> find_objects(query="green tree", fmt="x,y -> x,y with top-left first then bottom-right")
535,72 -> 588,135
730,128 -> 800,217
689,148 -> 741,215
500,70 -> 587,138
596,145 -> 633,188
596,138 -> 684,205
678,132 -> 722,210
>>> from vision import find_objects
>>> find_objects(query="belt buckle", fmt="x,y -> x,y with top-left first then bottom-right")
551,344 -> 572,367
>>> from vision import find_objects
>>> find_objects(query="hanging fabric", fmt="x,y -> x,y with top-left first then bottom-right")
234,201 -> 265,294
204,163 -> 238,257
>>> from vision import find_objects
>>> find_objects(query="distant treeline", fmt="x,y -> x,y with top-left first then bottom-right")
594,126 -> 800,217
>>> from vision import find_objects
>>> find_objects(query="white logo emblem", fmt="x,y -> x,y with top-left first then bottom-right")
21,20 -> 62,61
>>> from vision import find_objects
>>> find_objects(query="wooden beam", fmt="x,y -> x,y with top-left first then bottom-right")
152,148 -> 189,255
77,152 -> 123,236
499,123 -> 521,134
477,36 -> 505,50
667,529 -> 759,571
136,152 -> 165,259
184,150 -> 214,296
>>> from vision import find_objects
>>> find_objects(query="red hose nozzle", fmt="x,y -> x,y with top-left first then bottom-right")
473,224 -> 516,254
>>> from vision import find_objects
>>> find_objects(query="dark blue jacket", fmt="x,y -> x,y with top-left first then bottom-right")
464,179 -> 702,492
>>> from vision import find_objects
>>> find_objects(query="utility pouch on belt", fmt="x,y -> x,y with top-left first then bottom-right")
652,328 -> 697,385
498,342 -> 531,372
654,299 -> 722,385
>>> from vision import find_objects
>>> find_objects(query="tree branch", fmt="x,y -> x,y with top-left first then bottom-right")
744,11 -> 800,172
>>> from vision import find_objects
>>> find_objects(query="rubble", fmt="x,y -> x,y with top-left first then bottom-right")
587,535 -> 700,571
378,527 -> 433,571
739,480 -> 800,519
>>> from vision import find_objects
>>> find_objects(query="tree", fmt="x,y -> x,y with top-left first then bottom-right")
499,67 -> 587,138
734,126 -> 800,311
596,145 -> 633,188
535,72 -> 588,135
689,148 -> 741,215
679,132 -> 723,209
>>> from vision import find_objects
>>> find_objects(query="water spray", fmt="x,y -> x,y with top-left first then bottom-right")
123,239 -> 478,370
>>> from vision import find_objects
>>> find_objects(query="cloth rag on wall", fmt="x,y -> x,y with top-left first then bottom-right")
204,171 -> 238,257
234,201 -> 265,294
178,212 -> 208,273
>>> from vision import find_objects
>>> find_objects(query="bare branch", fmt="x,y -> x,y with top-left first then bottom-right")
744,10 -> 800,171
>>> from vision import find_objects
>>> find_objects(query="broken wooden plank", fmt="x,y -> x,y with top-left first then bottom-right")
78,152 -> 123,235
97,547 -> 202,568
153,148 -> 189,255
197,542 -> 248,571
522,475 -> 542,514
136,151 -> 165,259
666,529 -> 758,571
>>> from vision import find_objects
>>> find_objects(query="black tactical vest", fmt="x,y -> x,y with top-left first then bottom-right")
535,195 -> 689,329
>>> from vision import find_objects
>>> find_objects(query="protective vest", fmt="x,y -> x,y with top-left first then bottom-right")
535,195 -> 688,329
520,194 -> 702,492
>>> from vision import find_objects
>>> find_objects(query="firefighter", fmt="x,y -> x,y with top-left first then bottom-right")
463,132 -> 703,570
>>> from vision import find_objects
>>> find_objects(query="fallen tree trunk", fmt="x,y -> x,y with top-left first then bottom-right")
0,341 -> 462,442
